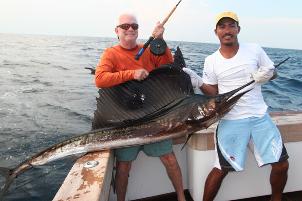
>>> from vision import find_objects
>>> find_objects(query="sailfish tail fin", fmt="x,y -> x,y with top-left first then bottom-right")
0,167 -> 16,201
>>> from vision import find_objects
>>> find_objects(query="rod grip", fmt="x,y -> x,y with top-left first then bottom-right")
135,36 -> 154,60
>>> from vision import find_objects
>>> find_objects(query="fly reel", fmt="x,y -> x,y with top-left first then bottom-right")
150,38 -> 167,56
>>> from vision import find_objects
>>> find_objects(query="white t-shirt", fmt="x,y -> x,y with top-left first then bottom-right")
202,43 -> 275,120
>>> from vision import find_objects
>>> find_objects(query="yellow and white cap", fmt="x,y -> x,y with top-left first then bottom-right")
215,11 -> 239,26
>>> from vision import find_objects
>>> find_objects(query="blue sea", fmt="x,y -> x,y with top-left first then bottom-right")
0,33 -> 301,200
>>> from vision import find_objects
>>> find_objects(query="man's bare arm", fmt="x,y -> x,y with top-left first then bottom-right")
200,84 -> 218,96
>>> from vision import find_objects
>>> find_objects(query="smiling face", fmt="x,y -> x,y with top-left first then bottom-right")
115,14 -> 138,48
215,17 -> 240,47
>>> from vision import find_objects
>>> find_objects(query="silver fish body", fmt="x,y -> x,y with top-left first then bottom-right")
0,89 -> 250,201
9,85 -> 251,179
0,47 -> 253,200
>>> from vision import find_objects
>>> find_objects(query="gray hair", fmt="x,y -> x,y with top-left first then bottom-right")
116,13 -> 138,26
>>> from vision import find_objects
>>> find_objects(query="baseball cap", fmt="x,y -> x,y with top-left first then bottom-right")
215,11 -> 239,26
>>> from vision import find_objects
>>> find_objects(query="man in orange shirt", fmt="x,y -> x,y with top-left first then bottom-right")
95,13 -> 186,201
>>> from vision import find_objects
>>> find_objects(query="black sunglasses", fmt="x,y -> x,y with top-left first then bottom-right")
117,23 -> 139,30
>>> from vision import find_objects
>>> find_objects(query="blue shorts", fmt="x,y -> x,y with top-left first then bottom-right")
115,139 -> 173,162
214,113 -> 288,171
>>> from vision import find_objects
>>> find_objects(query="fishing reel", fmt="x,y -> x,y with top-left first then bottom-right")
150,38 -> 167,56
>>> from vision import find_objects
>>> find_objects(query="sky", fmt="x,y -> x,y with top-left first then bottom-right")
1,0 -> 302,50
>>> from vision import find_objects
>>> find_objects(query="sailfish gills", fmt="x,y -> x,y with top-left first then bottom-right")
0,47 -> 253,200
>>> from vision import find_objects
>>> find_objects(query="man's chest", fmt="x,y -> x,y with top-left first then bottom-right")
113,53 -> 155,72
214,55 -> 259,82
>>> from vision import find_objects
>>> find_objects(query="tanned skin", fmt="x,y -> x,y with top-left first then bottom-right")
114,13 -> 186,201
201,17 -> 289,201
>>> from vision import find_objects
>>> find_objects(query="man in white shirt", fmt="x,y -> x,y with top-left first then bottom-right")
183,11 -> 289,201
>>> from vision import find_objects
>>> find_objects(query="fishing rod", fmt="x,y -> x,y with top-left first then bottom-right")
135,0 -> 182,60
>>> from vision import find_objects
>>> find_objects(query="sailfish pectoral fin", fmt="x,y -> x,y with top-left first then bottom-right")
181,133 -> 194,150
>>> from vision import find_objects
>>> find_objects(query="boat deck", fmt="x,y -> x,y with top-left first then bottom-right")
131,190 -> 302,201
236,191 -> 302,201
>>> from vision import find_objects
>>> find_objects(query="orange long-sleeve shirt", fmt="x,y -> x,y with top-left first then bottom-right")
95,44 -> 173,88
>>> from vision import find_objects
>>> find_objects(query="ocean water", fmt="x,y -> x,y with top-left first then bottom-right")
0,33 -> 301,200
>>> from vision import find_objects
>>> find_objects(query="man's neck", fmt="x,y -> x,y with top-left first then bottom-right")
219,43 -> 239,59
119,41 -> 137,50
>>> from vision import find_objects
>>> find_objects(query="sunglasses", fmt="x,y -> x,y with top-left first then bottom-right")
117,23 -> 139,30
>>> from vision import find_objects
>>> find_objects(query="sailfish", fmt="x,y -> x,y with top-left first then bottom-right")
0,47 -> 253,200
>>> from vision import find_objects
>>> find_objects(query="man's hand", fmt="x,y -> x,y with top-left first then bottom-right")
251,68 -> 275,84
182,68 -> 203,88
134,69 -> 149,81
152,21 -> 164,39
